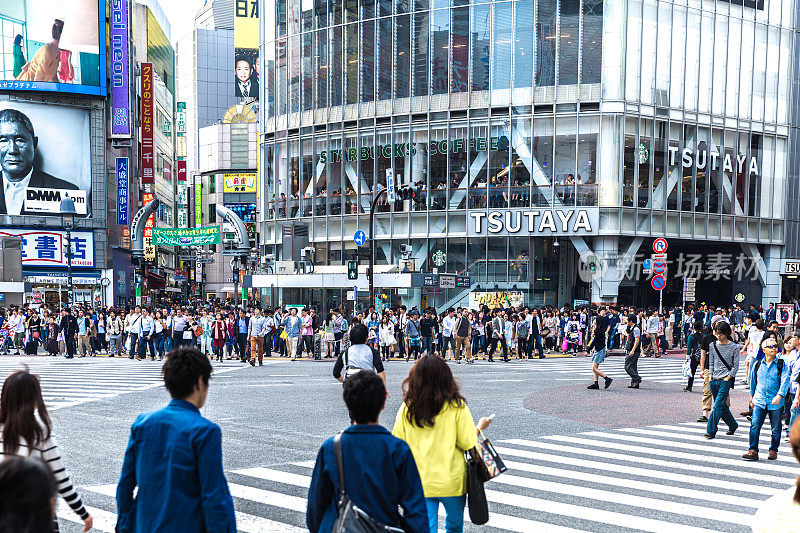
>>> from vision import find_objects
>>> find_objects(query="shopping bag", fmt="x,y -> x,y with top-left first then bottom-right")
465,451 -> 489,525
682,357 -> 692,378
468,431 -> 507,482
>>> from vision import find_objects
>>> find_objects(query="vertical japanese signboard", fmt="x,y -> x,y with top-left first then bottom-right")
116,157 -> 129,225
110,0 -> 131,137
234,0 -> 259,99
177,160 -> 187,181
176,101 -> 186,136
194,180 -> 202,228
140,63 -> 154,184
143,192 -> 155,260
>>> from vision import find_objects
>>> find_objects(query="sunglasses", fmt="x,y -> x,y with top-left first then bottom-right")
763,344 -> 778,349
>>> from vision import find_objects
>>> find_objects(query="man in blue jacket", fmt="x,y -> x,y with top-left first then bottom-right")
116,348 -> 236,532
742,337 -> 790,461
307,370 -> 427,532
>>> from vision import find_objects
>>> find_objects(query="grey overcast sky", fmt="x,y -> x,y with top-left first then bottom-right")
162,0 -> 206,44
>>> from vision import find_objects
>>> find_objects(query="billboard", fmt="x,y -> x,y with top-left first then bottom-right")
140,62 -> 154,184
153,226 -> 221,246
194,180 -> 202,227
109,0 -> 130,137
0,228 -> 94,267
177,160 -> 187,181
0,0 -> 106,96
143,192 -> 155,260
234,0 -> 259,99
223,172 -> 256,193
116,157 -> 129,225
0,100 -> 91,217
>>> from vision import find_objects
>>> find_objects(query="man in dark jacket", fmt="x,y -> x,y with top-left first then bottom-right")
307,370 -> 427,533
60,307 -> 77,358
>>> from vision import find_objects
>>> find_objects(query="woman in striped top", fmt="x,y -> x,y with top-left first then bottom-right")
0,369 -> 93,532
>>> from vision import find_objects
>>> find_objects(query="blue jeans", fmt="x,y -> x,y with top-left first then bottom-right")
750,405 -> 782,452
790,403 -> 799,436
422,336 -> 433,355
707,379 -> 737,436
426,495 -> 466,533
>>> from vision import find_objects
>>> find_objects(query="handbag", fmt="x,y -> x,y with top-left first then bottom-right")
467,431 -> 507,482
183,330 -> 194,340
332,432 -> 404,533
464,449 -> 490,525
280,330 -> 289,340
682,357 -> 692,378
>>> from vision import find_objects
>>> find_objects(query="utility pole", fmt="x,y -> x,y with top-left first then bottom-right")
368,188 -> 387,303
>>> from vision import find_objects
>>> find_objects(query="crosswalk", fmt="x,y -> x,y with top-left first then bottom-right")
57,421 -> 797,532
477,355 -> 689,384
0,357 -> 248,410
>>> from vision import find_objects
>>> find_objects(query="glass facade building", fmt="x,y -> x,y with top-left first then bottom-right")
258,0 -> 796,310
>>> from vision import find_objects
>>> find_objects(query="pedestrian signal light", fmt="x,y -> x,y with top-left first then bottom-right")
347,260 -> 358,280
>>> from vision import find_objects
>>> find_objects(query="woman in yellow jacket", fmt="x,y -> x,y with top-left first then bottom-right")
392,355 -> 491,533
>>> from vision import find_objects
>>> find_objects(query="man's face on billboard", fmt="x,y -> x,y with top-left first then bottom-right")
236,60 -> 252,83
0,120 -> 36,181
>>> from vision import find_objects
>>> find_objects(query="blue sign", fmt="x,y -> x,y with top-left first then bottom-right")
175,275 -> 186,282
642,258 -> 652,271
354,229 -> 367,246
651,275 -> 666,291
386,169 -> 395,202
116,157 -> 129,225
0,294 -> 4,302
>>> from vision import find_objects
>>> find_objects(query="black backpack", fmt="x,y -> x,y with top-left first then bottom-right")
751,358 -> 784,390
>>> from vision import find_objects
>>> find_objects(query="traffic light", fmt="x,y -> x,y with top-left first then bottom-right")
347,260 -> 358,280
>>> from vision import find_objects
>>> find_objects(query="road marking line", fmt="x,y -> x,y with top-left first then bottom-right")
498,441 -> 791,485
542,435 -> 799,474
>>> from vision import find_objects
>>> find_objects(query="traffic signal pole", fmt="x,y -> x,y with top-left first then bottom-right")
368,188 -> 388,304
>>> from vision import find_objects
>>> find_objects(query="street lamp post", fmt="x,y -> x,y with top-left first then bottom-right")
60,196 -> 77,308
368,188 -> 387,304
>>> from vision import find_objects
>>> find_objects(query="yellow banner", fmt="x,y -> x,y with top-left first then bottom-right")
223,172 -> 257,193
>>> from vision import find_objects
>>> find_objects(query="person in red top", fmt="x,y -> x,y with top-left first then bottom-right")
212,314 -> 226,362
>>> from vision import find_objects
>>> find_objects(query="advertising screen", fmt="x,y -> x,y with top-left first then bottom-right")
234,0 -> 259,99
0,100 -> 91,217
0,0 -> 106,96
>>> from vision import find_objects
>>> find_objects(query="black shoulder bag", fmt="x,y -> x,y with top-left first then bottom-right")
711,343 -> 735,389
332,433 -> 404,533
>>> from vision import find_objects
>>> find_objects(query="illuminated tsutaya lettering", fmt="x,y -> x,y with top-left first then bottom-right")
469,210 -> 594,235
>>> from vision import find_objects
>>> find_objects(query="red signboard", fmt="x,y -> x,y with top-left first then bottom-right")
163,160 -> 172,181
142,192 -> 155,237
140,63 -> 154,184
177,160 -> 187,181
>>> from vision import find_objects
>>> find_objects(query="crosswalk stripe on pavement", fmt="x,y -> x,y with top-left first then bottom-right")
57,421 -> 798,533
0,357 -> 249,410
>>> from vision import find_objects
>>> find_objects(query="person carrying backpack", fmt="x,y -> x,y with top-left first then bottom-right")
705,321 -> 740,440
307,371 -> 427,533
742,336 -> 790,461
333,323 -> 386,389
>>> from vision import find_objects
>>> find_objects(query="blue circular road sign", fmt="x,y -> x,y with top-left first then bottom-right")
652,260 -> 667,274
354,229 -> 367,247
651,275 -> 666,291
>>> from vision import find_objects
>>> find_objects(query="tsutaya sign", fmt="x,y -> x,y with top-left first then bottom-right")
468,208 -> 598,236
669,146 -> 759,176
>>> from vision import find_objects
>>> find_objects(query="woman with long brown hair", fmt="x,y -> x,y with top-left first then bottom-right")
0,369 -> 93,532
392,355 -> 490,533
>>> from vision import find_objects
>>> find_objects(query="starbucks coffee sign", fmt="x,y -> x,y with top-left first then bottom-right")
468,208 -> 598,236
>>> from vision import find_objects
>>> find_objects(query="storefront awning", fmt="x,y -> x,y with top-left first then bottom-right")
24,270 -> 101,285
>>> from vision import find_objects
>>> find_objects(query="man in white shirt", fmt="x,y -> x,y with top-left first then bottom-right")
248,308 -> 266,366
127,307 -> 142,359
7,309 -> 23,355
645,310 -> 660,357
441,308 -> 457,359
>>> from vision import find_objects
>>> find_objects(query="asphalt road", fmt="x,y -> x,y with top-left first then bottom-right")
9,353 -> 792,533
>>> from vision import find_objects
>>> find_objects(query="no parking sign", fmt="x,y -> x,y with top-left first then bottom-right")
651,275 -> 666,291
776,303 -> 795,327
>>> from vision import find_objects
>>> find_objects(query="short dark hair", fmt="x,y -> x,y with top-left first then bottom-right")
0,456 -> 57,533
714,321 -> 732,340
0,109 -> 34,139
162,348 -> 212,399
342,371 -> 385,424
349,323 -> 368,345
627,313 -> 637,324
